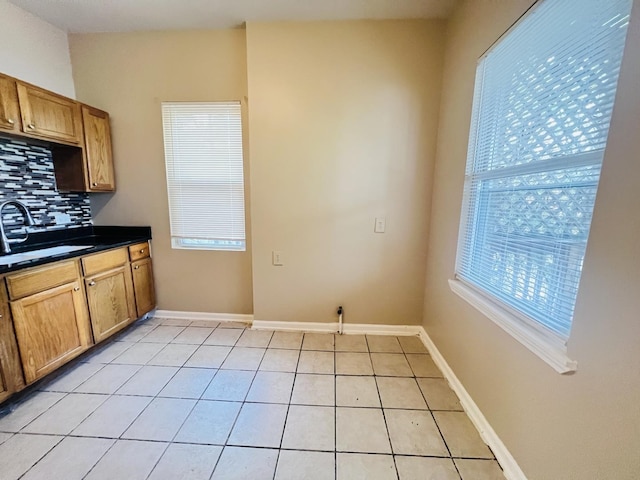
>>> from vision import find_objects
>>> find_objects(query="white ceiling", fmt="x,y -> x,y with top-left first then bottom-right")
8,0 -> 457,33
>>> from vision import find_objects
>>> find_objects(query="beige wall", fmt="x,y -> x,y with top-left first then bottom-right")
246,20 -> 445,325
0,0 -> 75,97
423,0 -> 640,478
69,30 -> 253,314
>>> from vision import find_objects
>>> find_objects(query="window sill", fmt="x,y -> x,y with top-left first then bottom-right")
448,279 -> 577,374
171,238 -> 246,252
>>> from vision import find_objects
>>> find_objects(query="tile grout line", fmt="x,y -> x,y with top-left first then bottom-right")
38,360 -> 109,395
205,325 -> 263,480
78,434 -> 117,480
1,388 -> 71,436
130,322 -> 248,480
271,330 -> 300,480
74,320 -> 224,480
411,354 -> 463,480
216,328 -> 267,452
369,335 -> 400,480
14,432 -> 65,480
140,382 -> 201,480
172,318 -> 233,397
333,333 -> 338,480
402,342 -> 462,479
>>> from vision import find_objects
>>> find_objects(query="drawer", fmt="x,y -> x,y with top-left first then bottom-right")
129,242 -> 150,262
82,247 -> 128,276
6,260 -> 79,300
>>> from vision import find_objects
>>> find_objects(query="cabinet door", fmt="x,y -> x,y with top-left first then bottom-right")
86,265 -> 136,343
131,257 -> 156,317
0,287 -> 25,403
0,75 -> 21,134
82,106 -> 115,191
16,83 -> 83,144
10,281 -> 92,384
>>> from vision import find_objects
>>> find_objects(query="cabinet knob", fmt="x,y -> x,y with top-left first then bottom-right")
92,182 -> 98,186
88,280 -> 96,286
140,249 -> 145,253
6,118 -> 14,125
134,265 -> 140,270
73,286 -> 80,291
27,123 -> 36,130
0,313 -> 3,318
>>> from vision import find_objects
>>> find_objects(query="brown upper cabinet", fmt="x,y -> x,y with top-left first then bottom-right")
16,82 -> 83,145
53,105 -> 116,192
82,106 -> 116,191
0,74 -> 21,134
0,72 -> 116,193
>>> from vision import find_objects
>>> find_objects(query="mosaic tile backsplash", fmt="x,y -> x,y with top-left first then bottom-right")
0,137 -> 92,238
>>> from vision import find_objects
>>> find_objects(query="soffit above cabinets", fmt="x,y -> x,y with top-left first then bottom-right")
8,0 -> 457,33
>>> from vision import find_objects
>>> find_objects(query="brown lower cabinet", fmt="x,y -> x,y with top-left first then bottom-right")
83,248 -> 137,343
8,261 -> 93,384
0,241 -> 156,395
132,256 -> 156,317
0,282 -> 25,402
85,265 -> 137,343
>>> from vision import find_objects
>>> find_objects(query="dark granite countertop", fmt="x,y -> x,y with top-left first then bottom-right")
0,225 -> 152,274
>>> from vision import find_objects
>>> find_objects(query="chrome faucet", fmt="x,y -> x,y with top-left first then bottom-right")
0,200 -> 36,254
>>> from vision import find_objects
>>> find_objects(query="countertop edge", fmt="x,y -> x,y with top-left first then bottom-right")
0,226 -> 152,274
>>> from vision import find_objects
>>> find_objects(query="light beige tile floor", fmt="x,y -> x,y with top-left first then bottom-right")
0,316 -> 505,479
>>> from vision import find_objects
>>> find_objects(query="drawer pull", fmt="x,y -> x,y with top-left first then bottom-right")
92,182 -> 98,186
134,265 -> 140,270
88,281 -> 96,286
73,286 -> 80,291
27,123 -> 35,130
139,249 -> 145,253
6,118 -> 14,125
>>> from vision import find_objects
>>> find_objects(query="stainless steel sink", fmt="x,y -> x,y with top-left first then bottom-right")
0,245 -> 94,266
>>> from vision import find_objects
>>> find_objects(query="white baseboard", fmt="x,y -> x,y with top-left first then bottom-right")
154,312 -> 422,336
252,320 -> 338,333
154,310 -> 253,324
252,319 -> 422,336
341,323 -> 422,336
418,327 -> 527,480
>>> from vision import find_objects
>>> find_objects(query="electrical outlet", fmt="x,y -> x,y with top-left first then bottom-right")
374,217 -> 386,233
272,250 -> 283,266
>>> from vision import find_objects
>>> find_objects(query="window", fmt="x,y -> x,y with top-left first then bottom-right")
162,102 -> 246,251
452,0 -> 632,372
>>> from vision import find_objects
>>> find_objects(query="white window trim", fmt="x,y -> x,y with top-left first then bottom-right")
450,0 -> 633,374
449,278 -> 577,374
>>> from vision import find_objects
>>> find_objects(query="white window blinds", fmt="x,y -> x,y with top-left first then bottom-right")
162,102 -> 246,251
456,0 -> 632,339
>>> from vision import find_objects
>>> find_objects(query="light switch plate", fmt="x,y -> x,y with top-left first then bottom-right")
374,217 -> 386,233
272,251 -> 283,266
